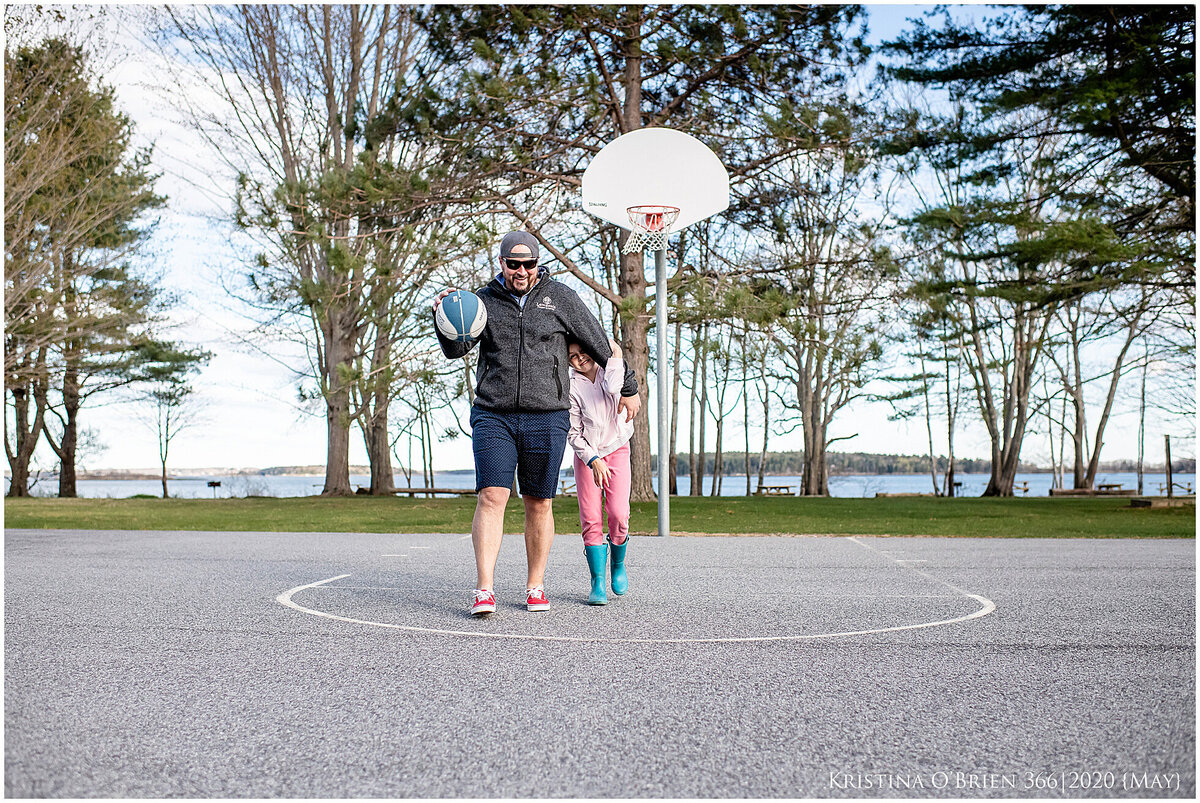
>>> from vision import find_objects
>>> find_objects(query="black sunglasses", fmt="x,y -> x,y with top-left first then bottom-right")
503,258 -> 538,272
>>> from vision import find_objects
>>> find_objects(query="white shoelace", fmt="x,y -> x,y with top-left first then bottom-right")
526,586 -> 544,597
473,589 -> 493,603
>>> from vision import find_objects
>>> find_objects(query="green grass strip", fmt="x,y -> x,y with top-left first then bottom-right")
4,496 -> 1193,537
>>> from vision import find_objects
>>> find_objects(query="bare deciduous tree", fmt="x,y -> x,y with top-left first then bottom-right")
140,378 -> 207,498
753,125 -> 894,496
161,5 -> 483,495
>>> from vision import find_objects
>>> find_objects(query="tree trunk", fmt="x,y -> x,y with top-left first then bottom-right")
920,353 -> 939,495
1057,393 -> 1068,489
8,441 -> 31,496
422,401 -> 437,496
57,361 -> 79,498
1043,373 -> 1060,490
364,328 -> 395,494
322,319 -> 354,496
56,270 -> 81,498
7,385 -> 35,498
1137,342 -> 1148,495
711,412 -> 723,497
688,325 -> 699,496
710,332 -> 730,497
944,336 -> 957,497
365,414 -> 393,494
983,359 -> 1037,496
758,350 -> 769,493
1165,435 -> 1174,498
970,298 -> 1050,497
157,378 -> 172,498
716,406 -> 730,494
668,318 -> 681,495
6,349 -> 49,498
695,323 -> 709,497
1068,312 -> 1089,488
324,402 -> 353,495
400,429 -> 415,493
614,10 -> 657,503
620,303 -> 654,501
983,435 -> 1006,496
1082,309 -> 1144,488
419,400 -> 430,495
801,418 -> 829,496
986,404 -> 1031,496
797,341 -> 829,497
982,399 -> 1019,497
743,334 -> 751,496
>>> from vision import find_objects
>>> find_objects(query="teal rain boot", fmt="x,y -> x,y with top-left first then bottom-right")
584,544 -> 608,605
609,538 -> 628,596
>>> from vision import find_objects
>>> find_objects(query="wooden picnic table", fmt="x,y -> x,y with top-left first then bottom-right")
755,484 -> 795,497
1098,483 -> 1123,491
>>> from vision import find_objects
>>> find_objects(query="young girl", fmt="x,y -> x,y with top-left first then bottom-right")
567,338 -> 635,605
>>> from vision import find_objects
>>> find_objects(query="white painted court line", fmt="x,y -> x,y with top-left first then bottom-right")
286,584 -> 962,599
275,540 -> 997,643
848,537 -> 994,606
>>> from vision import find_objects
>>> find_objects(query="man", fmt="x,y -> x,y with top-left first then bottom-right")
433,231 -> 641,615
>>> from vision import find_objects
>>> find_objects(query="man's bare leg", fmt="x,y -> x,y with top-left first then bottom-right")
472,486 -> 510,589
523,495 -> 555,589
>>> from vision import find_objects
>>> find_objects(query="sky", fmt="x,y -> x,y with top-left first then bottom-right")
12,3 -> 1194,475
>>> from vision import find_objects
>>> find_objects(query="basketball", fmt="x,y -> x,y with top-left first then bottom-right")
435,290 -> 487,343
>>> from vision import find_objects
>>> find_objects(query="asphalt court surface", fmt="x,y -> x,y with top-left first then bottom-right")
4,529 -> 1195,797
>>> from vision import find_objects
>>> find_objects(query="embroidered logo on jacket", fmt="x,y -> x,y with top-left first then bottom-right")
536,296 -> 557,311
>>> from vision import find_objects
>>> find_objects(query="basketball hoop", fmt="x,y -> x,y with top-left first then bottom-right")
622,205 -> 680,254
582,129 -> 730,539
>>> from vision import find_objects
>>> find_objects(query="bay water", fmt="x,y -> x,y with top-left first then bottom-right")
10,470 -> 1191,499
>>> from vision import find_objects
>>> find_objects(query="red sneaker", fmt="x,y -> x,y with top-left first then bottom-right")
471,588 -> 496,616
526,586 -> 549,612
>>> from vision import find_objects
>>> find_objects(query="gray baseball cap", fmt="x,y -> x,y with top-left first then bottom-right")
499,231 -> 540,260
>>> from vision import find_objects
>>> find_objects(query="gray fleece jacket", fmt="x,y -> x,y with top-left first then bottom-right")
434,271 -> 638,413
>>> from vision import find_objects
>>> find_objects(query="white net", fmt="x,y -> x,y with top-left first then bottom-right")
622,205 -> 679,254
623,228 -> 671,254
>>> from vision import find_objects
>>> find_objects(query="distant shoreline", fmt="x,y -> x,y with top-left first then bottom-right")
13,466 -> 1187,482
16,468 -> 481,481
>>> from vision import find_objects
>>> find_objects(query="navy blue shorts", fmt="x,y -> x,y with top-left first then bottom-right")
470,408 -> 570,499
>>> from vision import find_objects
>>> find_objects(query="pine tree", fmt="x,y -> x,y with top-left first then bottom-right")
884,8 -> 1194,494
5,36 -> 178,497
885,5 -> 1194,289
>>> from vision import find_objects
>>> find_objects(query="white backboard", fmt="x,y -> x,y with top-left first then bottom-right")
581,128 -> 729,231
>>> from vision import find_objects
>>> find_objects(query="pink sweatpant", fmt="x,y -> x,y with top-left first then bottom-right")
573,443 -> 631,547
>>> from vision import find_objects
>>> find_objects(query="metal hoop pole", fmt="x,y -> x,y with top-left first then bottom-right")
655,246 -> 670,537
